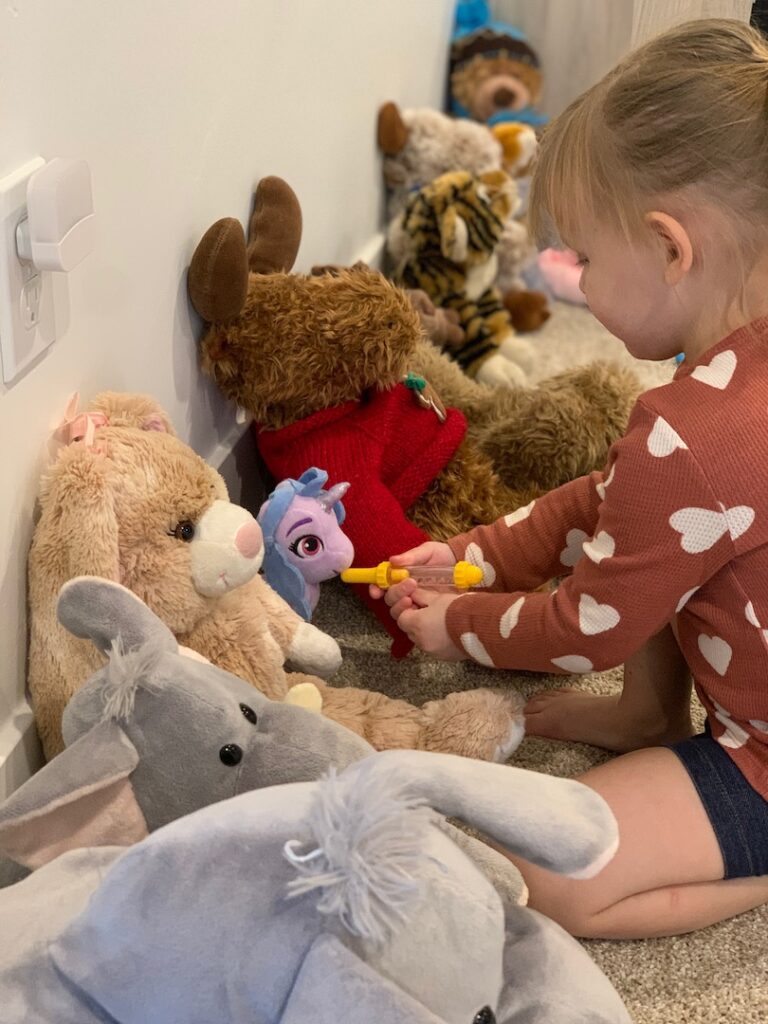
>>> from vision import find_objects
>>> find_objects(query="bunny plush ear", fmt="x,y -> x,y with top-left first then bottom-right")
344,751 -> 619,880
32,443 -> 121,584
188,217 -> 250,323
57,577 -> 178,657
0,721 -> 147,869
88,392 -> 176,436
377,102 -> 410,155
247,175 -> 302,275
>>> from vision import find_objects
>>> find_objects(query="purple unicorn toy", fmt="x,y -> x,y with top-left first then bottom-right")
258,468 -> 354,620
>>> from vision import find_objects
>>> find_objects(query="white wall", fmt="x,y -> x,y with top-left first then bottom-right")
0,0 -> 455,794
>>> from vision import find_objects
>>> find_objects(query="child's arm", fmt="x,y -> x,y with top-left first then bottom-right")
446,469 -> 607,593
412,401 -> 739,672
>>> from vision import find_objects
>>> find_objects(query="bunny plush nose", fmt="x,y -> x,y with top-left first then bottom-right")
190,500 -> 264,597
235,521 -> 262,559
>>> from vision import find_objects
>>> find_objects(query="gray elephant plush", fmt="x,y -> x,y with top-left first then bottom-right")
0,754 -> 630,1023
0,579 -> 631,1022
0,576 -> 522,900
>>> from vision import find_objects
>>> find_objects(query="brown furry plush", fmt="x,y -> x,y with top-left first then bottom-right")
28,392 -> 522,763
188,176 -> 640,544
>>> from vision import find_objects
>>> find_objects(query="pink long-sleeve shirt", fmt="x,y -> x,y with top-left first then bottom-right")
447,319 -> 768,798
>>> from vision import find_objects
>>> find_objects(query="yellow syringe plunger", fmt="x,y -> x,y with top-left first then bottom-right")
340,560 -> 483,590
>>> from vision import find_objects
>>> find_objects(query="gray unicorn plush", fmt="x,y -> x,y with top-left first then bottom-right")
0,578 -> 630,1023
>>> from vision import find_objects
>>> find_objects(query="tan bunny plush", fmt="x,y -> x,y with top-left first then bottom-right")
27,392 -> 523,764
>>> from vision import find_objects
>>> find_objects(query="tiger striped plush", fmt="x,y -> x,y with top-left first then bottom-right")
387,169 -> 536,386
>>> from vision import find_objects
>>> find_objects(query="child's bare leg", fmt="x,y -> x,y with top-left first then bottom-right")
525,624 -> 694,751
503,747 -> 768,939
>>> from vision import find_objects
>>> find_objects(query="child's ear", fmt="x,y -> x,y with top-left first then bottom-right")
645,211 -> 693,284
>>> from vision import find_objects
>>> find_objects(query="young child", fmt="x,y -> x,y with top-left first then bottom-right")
374,19 -> 768,940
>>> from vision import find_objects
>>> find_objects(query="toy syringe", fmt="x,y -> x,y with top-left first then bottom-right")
341,560 -> 483,590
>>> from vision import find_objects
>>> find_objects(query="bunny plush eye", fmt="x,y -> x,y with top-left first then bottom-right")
170,520 -> 195,542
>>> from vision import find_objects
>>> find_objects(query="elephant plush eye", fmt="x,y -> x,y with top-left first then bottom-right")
473,1009 -> 496,1024
239,703 -> 257,724
219,743 -> 243,766
173,520 -> 196,542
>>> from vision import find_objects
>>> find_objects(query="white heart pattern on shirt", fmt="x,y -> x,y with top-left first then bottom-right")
560,528 -> 588,568
698,634 -> 732,676
583,531 -> 615,564
712,699 -> 749,749
690,349 -> 736,390
499,597 -> 525,639
596,463 -> 616,501
578,594 -> 621,635
459,632 -> 495,667
750,719 -> 768,733
551,654 -> 594,674
743,602 -> 768,643
646,416 -> 688,458
504,500 -> 535,528
464,542 -> 496,588
669,505 -> 754,553
745,601 -> 761,628
676,587 -> 699,613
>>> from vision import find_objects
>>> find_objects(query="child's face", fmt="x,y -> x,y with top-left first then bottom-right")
568,222 -> 692,361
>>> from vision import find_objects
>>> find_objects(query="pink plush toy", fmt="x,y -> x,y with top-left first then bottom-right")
538,248 -> 587,306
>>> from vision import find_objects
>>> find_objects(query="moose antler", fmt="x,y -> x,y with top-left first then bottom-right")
247,176 -> 302,275
188,218 -> 249,323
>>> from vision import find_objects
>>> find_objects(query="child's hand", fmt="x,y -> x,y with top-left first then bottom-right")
368,541 -> 455,600
395,588 -> 465,660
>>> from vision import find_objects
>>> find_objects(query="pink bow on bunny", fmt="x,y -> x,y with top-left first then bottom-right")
54,393 -> 109,450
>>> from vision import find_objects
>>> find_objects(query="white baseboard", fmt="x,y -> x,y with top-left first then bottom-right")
355,231 -> 386,269
0,699 -> 41,801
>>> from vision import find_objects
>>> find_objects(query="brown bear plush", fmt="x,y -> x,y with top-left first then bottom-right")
187,176 -> 639,651
27,391 -> 524,763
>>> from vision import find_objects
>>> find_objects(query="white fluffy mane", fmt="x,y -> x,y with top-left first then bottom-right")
100,637 -> 164,721
284,768 -> 435,945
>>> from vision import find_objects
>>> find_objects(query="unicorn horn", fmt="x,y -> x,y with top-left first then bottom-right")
317,482 -> 350,511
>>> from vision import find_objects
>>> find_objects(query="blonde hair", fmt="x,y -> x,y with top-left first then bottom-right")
529,18 -> 768,266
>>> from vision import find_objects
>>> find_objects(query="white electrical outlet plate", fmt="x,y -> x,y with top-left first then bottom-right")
0,158 -> 59,384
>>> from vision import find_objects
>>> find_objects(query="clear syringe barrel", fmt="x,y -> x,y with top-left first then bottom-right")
401,566 -> 462,587
340,560 -> 483,590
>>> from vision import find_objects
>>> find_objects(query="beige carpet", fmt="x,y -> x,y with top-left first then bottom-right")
314,303 -> 768,1023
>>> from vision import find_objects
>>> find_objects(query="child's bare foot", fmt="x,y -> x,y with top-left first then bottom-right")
524,689 -> 695,753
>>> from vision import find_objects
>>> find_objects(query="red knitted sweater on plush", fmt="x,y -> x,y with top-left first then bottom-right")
446,320 -> 768,799
256,383 -> 466,654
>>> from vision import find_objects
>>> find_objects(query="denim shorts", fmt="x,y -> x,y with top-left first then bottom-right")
669,726 -> 768,879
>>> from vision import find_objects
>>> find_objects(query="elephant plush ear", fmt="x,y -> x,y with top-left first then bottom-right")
57,576 -> 178,657
188,217 -> 249,323
344,751 -> 619,881
280,934 -> 446,1024
0,721 -> 147,869
377,102 -> 410,156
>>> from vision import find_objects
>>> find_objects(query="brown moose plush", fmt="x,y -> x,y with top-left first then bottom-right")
187,177 -> 639,651
27,391 -> 525,763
